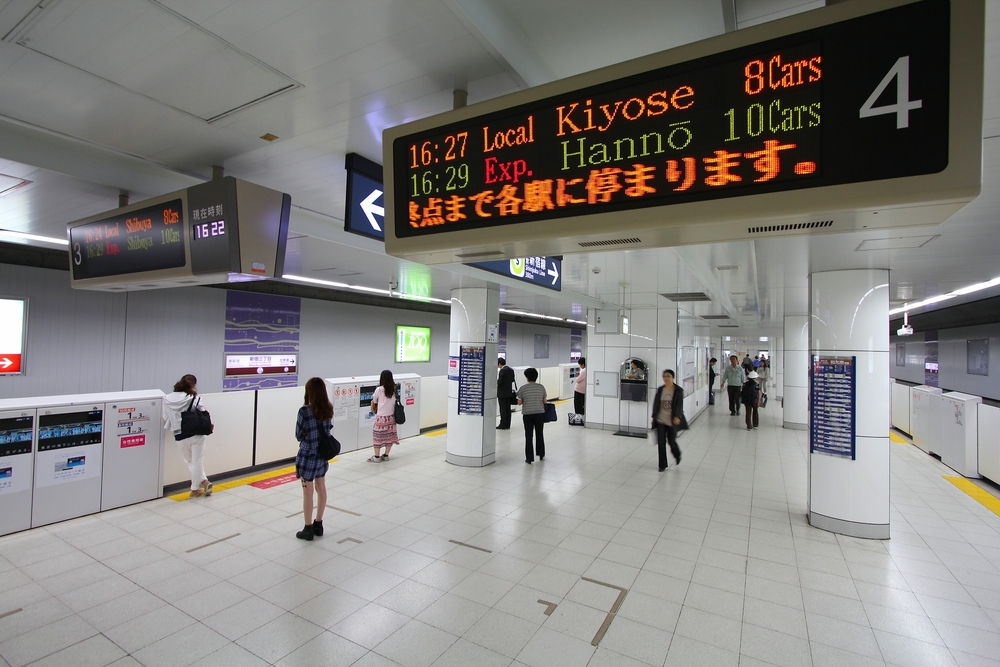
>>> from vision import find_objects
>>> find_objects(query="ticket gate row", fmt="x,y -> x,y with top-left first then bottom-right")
0,391 -> 164,537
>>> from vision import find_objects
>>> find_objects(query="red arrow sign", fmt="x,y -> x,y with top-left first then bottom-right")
0,354 -> 21,373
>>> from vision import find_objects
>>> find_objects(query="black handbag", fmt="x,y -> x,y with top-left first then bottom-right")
317,426 -> 341,460
394,394 -> 406,425
544,403 -> 557,422
179,396 -> 213,440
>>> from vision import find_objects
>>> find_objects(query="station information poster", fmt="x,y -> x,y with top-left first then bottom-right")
0,415 -> 32,496
0,298 -> 26,375
810,355 -> 856,459
459,346 -> 486,415
332,384 -> 360,423
34,410 -> 103,487
114,404 -> 152,449
224,354 -> 298,377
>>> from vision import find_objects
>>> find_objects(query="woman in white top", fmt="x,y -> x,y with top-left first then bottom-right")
369,370 -> 399,462
162,374 -> 213,498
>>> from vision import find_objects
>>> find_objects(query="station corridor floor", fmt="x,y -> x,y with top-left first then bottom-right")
3,400 -> 1000,667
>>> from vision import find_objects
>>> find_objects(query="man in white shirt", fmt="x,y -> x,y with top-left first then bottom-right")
721,355 -> 747,416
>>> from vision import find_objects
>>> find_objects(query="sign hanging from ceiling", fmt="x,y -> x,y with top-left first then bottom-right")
0,298 -> 26,375
67,177 -> 291,291
383,0 -> 983,264
344,153 -> 385,241
469,257 -> 562,291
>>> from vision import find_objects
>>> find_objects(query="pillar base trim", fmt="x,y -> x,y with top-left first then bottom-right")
783,422 -> 807,431
809,511 -> 889,540
446,452 -> 495,467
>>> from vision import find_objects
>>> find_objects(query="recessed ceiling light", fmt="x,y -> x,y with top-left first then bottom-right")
260,133 -> 279,142
0,229 -> 68,245
716,265 -> 740,271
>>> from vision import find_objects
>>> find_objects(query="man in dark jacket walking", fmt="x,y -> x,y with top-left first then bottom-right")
651,369 -> 687,472
497,357 -> 515,429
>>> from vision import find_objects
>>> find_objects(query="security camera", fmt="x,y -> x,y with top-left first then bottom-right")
897,324 -> 914,336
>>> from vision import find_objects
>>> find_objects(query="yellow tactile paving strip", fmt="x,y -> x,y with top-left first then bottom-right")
166,463 -> 299,501
889,431 -> 911,445
943,476 -> 1000,518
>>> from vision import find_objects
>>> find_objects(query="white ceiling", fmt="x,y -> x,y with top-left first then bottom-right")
0,0 -> 995,335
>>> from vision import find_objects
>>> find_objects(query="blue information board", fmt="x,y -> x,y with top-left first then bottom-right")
469,256 -> 561,291
345,153 -> 385,241
458,346 -> 486,415
810,355 -> 856,459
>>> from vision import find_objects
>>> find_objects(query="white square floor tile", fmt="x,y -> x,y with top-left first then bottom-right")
374,619 -> 458,667
235,612 -> 324,663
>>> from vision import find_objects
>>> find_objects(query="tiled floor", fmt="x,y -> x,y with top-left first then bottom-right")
3,400 -> 1000,667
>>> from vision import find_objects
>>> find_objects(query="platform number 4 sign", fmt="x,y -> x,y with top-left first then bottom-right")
859,56 -> 923,129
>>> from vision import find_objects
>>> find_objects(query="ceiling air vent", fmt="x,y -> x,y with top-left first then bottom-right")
716,265 -> 740,271
456,250 -> 505,259
717,325 -> 740,328
748,220 -> 833,235
660,292 -> 712,302
701,315 -> 731,320
578,237 -> 642,248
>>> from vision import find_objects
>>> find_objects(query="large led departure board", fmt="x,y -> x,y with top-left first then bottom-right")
70,200 -> 184,280
385,0 -> 983,263
393,0 -> 948,237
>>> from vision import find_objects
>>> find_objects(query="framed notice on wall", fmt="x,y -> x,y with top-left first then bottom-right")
0,297 -> 26,375
968,339 -> 989,376
458,346 -> 486,415
810,355 -> 856,460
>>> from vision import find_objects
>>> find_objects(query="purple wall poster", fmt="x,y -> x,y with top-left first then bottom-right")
223,291 -> 301,391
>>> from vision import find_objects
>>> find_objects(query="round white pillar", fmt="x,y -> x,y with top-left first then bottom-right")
808,270 -> 890,539
446,286 -> 500,467
783,315 -> 809,429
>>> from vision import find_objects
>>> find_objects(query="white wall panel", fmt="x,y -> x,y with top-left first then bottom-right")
254,385 -> 304,466
420,375 -> 447,429
0,264 -> 126,399
978,404 -> 1000,485
162,390 -> 255,487
122,287 -> 227,394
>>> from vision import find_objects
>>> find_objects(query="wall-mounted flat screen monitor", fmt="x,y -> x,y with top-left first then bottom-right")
396,326 -> 431,363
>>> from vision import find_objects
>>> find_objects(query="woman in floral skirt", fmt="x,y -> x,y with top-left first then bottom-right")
368,370 -> 399,462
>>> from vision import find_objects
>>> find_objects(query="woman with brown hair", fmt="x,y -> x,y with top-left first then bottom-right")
294,377 -> 333,541
162,374 -> 213,498
368,370 -> 399,462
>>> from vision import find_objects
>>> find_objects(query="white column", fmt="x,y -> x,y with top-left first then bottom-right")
446,286 -> 500,467
783,315 -> 809,429
809,270 -> 890,539
775,335 -> 784,399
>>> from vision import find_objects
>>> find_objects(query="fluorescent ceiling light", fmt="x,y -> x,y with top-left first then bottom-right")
889,276 -> 1000,315
759,336 -> 769,342
0,229 -> 69,246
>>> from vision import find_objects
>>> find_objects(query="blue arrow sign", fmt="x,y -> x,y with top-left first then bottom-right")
469,257 -> 561,291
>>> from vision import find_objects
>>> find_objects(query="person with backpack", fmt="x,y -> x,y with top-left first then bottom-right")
651,369 -> 687,472
295,377 -> 333,541
162,374 -> 213,499
369,370 -> 400,462
743,371 -> 762,430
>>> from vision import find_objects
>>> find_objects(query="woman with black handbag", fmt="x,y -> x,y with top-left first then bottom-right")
651,369 -> 686,472
294,377 -> 335,541
162,374 -> 214,499
368,370 -> 400,462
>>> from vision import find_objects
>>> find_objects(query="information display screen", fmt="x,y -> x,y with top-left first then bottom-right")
393,0 -> 948,238
0,415 -> 33,457
37,411 -> 103,452
0,298 -> 26,375
70,200 -> 185,279
396,326 -> 431,363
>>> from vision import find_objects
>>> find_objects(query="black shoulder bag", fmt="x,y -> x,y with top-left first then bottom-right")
393,392 -> 407,425
317,423 -> 341,460
179,395 -> 213,439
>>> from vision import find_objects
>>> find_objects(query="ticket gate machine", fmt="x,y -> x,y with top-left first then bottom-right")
0,409 -> 35,536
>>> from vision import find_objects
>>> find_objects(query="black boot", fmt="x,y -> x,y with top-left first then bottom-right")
312,520 -> 324,537
296,525 -> 314,541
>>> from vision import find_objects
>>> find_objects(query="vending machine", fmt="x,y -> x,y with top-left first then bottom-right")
0,408 -> 35,536
102,392 -> 164,510
32,403 -> 105,527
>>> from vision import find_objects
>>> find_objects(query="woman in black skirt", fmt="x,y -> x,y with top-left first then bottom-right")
294,377 -> 334,541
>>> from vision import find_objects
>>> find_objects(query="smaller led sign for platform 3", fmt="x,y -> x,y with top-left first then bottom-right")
396,326 -> 431,363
